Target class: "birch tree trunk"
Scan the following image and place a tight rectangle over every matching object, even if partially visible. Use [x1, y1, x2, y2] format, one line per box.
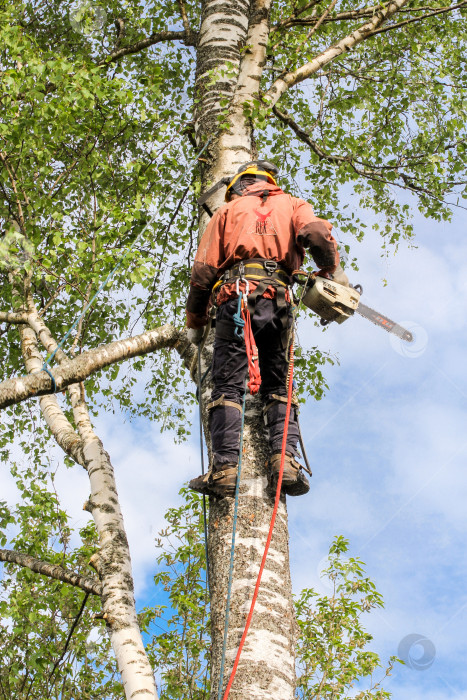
[15, 292, 159, 700]
[194, 2, 296, 697]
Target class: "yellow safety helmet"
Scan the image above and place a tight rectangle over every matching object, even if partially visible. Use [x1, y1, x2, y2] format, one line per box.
[225, 160, 279, 201]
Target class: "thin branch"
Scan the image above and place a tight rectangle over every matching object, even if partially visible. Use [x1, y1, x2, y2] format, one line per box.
[0, 549, 102, 595]
[272, 105, 459, 201]
[273, 0, 323, 31]
[48, 592, 90, 683]
[98, 30, 194, 66]
[365, 0, 467, 37]
[176, 0, 193, 38]
[114, 18, 125, 50]
[0, 324, 193, 409]
[0, 150, 26, 232]
[275, 1, 467, 28]
[37, 283, 67, 316]
[46, 133, 92, 198]
[300, 0, 339, 44]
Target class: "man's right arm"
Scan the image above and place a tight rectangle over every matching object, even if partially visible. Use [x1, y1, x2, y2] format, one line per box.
[186, 208, 225, 329]
[292, 199, 339, 273]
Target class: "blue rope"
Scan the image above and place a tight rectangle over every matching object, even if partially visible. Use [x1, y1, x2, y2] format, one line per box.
[42, 364, 57, 393]
[217, 382, 247, 700]
[33, 136, 212, 383]
[232, 293, 245, 339]
[197, 345, 210, 592]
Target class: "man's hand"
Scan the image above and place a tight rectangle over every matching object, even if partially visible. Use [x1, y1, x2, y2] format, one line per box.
[331, 267, 350, 287]
[317, 267, 350, 286]
[187, 327, 206, 345]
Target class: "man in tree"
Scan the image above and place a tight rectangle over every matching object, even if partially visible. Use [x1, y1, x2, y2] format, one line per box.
[186, 160, 344, 498]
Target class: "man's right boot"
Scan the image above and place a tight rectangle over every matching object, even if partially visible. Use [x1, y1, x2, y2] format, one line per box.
[267, 453, 310, 496]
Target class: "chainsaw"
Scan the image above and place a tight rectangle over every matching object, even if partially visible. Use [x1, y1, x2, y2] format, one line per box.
[296, 273, 413, 343]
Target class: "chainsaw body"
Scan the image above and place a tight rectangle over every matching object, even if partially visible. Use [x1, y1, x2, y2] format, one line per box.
[301, 276, 360, 324]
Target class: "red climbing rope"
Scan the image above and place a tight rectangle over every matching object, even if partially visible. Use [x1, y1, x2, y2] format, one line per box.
[240, 300, 261, 395]
[221, 339, 295, 700]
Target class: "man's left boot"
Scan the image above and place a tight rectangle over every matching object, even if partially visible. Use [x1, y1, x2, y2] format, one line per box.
[189, 463, 238, 498]
[188, 471, 211, 496]
[267, 453, 310, 496]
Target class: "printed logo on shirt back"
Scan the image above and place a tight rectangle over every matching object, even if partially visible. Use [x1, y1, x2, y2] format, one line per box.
[250, 208, 278, 236]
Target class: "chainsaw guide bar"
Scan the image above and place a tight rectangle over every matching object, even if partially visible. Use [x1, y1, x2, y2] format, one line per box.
[355, 303, 413, 342]
[299, 274, 414, 343]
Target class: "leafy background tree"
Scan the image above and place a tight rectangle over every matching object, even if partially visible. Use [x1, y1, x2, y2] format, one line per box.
[0, 0, 466, 698]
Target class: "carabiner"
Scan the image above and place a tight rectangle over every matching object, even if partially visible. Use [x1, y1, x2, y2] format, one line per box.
[242, 278, 250, 302]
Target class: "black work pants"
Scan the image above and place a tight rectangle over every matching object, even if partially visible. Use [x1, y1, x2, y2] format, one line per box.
[209, 296, 299, 468]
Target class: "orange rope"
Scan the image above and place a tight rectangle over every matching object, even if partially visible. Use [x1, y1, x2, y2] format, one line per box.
[240, 300, 261, 395]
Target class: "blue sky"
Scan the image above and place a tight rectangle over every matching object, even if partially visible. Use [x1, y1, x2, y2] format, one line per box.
[1, 200, 465, 698]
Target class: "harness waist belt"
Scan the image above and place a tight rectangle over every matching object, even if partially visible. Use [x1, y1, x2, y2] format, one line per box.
[221, 259, 292, 286]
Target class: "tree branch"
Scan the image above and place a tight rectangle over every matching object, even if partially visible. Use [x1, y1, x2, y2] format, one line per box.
[114, 18, 125, 50]
[300, 0, 339, 44]
[264, 0, 410, 107]
[176, 0, 195, 40]
[273, 0, 324, 31]
[274, 2, 466, 28]
[272, 105, 448, 199]
[0, 150, 26, 232]
[98, 30, 195, 66]
[0, 311, 29, 324]
[0, 549, 102, 596]
[0, 324, 192, 410]
[48, 592, 90, 683]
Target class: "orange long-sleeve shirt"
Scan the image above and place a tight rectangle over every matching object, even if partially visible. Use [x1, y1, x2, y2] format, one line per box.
[186, 182, 339, 328]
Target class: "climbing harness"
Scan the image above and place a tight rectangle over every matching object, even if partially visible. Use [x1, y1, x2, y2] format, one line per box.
[28, 136, 213, 390]
[212, 259, 290, 295]
[213, 259, 292, 350]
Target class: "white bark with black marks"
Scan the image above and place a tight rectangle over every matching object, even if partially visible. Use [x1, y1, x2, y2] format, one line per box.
[206, 397, 296, 700]
[0, 549, 102, 596]
[0, 323, 188, 409]
[82, 436, 158, 700]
